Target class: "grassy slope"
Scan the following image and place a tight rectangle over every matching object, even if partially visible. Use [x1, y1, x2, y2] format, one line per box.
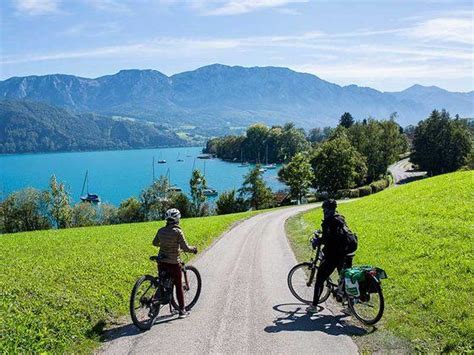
[0, 210, 261, 353]
[286, 171, 473, 352]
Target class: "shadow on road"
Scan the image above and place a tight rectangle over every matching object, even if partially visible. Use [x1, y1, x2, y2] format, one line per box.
[101, 313, 178, 343]
[397, 175, 426, 185]
[264, 303, 368, 337]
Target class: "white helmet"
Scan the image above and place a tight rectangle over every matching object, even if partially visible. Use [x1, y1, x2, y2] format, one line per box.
[165, 208, 181, 223]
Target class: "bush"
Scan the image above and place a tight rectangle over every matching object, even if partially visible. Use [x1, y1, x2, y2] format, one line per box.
[216, 190, 247, 215]
[385, 173, 394, 186]
[71, 203, 98, 227]
[336, 189, 351, 199]
[349, 189, 360, 198]
[370, 179, 389, 193]
[99, 204, 119, 225]
[117, 197, 144, 223]
[1, 188, 51, 233]
[358, 186, 372, 196]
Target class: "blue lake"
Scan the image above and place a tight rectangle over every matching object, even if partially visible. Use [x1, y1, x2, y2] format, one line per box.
[0, 147, 285, 205]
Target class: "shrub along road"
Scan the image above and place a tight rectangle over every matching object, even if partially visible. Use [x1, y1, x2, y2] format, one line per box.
[101, 204, 360, 354]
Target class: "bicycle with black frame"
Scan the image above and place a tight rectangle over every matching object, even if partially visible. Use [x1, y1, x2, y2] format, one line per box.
[130, 252, 202, 330]
[287, 230, 386, 325]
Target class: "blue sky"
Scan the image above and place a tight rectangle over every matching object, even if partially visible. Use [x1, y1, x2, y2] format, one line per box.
[1, 0, 473, 91]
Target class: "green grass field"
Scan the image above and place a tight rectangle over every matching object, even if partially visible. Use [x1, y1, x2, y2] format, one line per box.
[286, 171, 474, 352]
[0, 210, 261, 353]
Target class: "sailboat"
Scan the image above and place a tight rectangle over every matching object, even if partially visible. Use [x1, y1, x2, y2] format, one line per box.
[238, 149, 249, 167]
[80, 170, 101, 204]
[177, 153, 184, 162]
[166, 168, 183, 193]
[257, 152, 267, 173]
[157, 153, 166, 164]
[202, 161, 218, 197]
[263, 145, 277, 169]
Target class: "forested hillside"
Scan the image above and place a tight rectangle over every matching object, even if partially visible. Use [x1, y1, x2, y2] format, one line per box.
[0, 100, 186, 154]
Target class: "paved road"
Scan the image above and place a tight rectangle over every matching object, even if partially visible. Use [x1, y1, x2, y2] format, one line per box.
[388, 158, 426, 185]
[101, 205, 361, 354]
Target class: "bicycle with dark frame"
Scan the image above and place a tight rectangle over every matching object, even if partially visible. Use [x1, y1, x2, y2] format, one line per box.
[130, 252, 201, 330]
[288, 230, 386, 325]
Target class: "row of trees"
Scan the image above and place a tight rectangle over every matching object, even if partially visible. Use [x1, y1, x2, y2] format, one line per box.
[275, 110, 471, 201]
[411, 110, 472, 175]
[0, 164, 277, 233]
[2, 110, 471, 233]
[205, 122, 310, 163]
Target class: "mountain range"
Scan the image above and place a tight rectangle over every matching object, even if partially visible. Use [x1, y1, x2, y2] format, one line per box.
[1, 64, 472, 130]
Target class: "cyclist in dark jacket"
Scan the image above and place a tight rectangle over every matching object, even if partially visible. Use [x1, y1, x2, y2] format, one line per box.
[307, 199, 357, 313]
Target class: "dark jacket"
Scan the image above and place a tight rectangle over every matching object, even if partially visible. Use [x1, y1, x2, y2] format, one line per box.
[320, 213, 356, 258]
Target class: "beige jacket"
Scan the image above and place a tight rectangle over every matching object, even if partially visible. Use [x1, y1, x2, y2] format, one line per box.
[152, 223, 194, 264]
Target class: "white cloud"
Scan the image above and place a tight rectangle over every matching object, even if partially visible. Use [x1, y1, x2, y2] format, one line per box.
[13, 0, 60, 15]
[405, 15, 474, 45]
[3, 31, 472, 64]
[202, 0, 308, 16]
[62, 22, 120, 37]
[84, 0, 130, 13]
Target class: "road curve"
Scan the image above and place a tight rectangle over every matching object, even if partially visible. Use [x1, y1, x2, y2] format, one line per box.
[100, 205, 360, 354]
[388, 158, 426, 185]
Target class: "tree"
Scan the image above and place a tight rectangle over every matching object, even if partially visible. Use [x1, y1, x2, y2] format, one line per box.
[279, 123, 310, 161]
[216, 190, 247, 215]
[140, 176, 172, 221]
[190, 169, 207, 216]
[117, 197, 144, 223]
[243, 123, 270, 162]
[411, 110, 472, 175]
[348, 119, 407, 182]
[339, 112, 354, 128]
[311, 133, 367, 196]
[1, 188, 51, 233]
[169, 192, 192, 218]
[239, 166, 274, 210]
[46, 175, 72, 229]
[278, 153, 313, 204]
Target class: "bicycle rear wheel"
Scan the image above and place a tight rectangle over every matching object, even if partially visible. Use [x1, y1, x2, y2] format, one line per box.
[171, 265, 202, 311]
[287, 262, 331, 304]
[130, 275, 160, 330]
[348, 274, 384, 325]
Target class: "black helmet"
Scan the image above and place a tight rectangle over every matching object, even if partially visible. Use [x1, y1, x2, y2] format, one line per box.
[322, 199, 337, 211]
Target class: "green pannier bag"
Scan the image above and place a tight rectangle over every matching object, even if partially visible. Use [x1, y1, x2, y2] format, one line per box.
[343, 266, 388, 296]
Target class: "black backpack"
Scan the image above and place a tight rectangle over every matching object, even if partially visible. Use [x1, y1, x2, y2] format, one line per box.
[334, 215, 358, 254]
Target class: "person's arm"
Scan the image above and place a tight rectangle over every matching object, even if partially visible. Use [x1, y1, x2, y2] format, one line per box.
[320, 220, 330, 245]
[152, 230, 160, 247]
[177, 229, 197, 253]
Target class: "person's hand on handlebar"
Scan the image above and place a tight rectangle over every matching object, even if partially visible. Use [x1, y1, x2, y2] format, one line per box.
[311, 236, 321, 250]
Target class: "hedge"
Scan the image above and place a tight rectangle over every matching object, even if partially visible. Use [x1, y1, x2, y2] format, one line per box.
[370, 178, 389, 193]
[358, 185, 372, 196]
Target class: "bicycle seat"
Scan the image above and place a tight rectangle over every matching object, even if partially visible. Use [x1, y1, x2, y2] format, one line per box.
[149, 255, 166, 262]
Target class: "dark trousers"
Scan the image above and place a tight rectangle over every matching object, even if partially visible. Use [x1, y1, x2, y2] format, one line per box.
[158, 262, 185, 310]
[312, 255, 353, 306]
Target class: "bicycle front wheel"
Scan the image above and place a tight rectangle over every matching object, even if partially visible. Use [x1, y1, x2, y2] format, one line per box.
[287, 262, 331, 304]
[348, 274, 384, 325]
[171, 265, 202, 311]
[130, 275, 160, 330]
